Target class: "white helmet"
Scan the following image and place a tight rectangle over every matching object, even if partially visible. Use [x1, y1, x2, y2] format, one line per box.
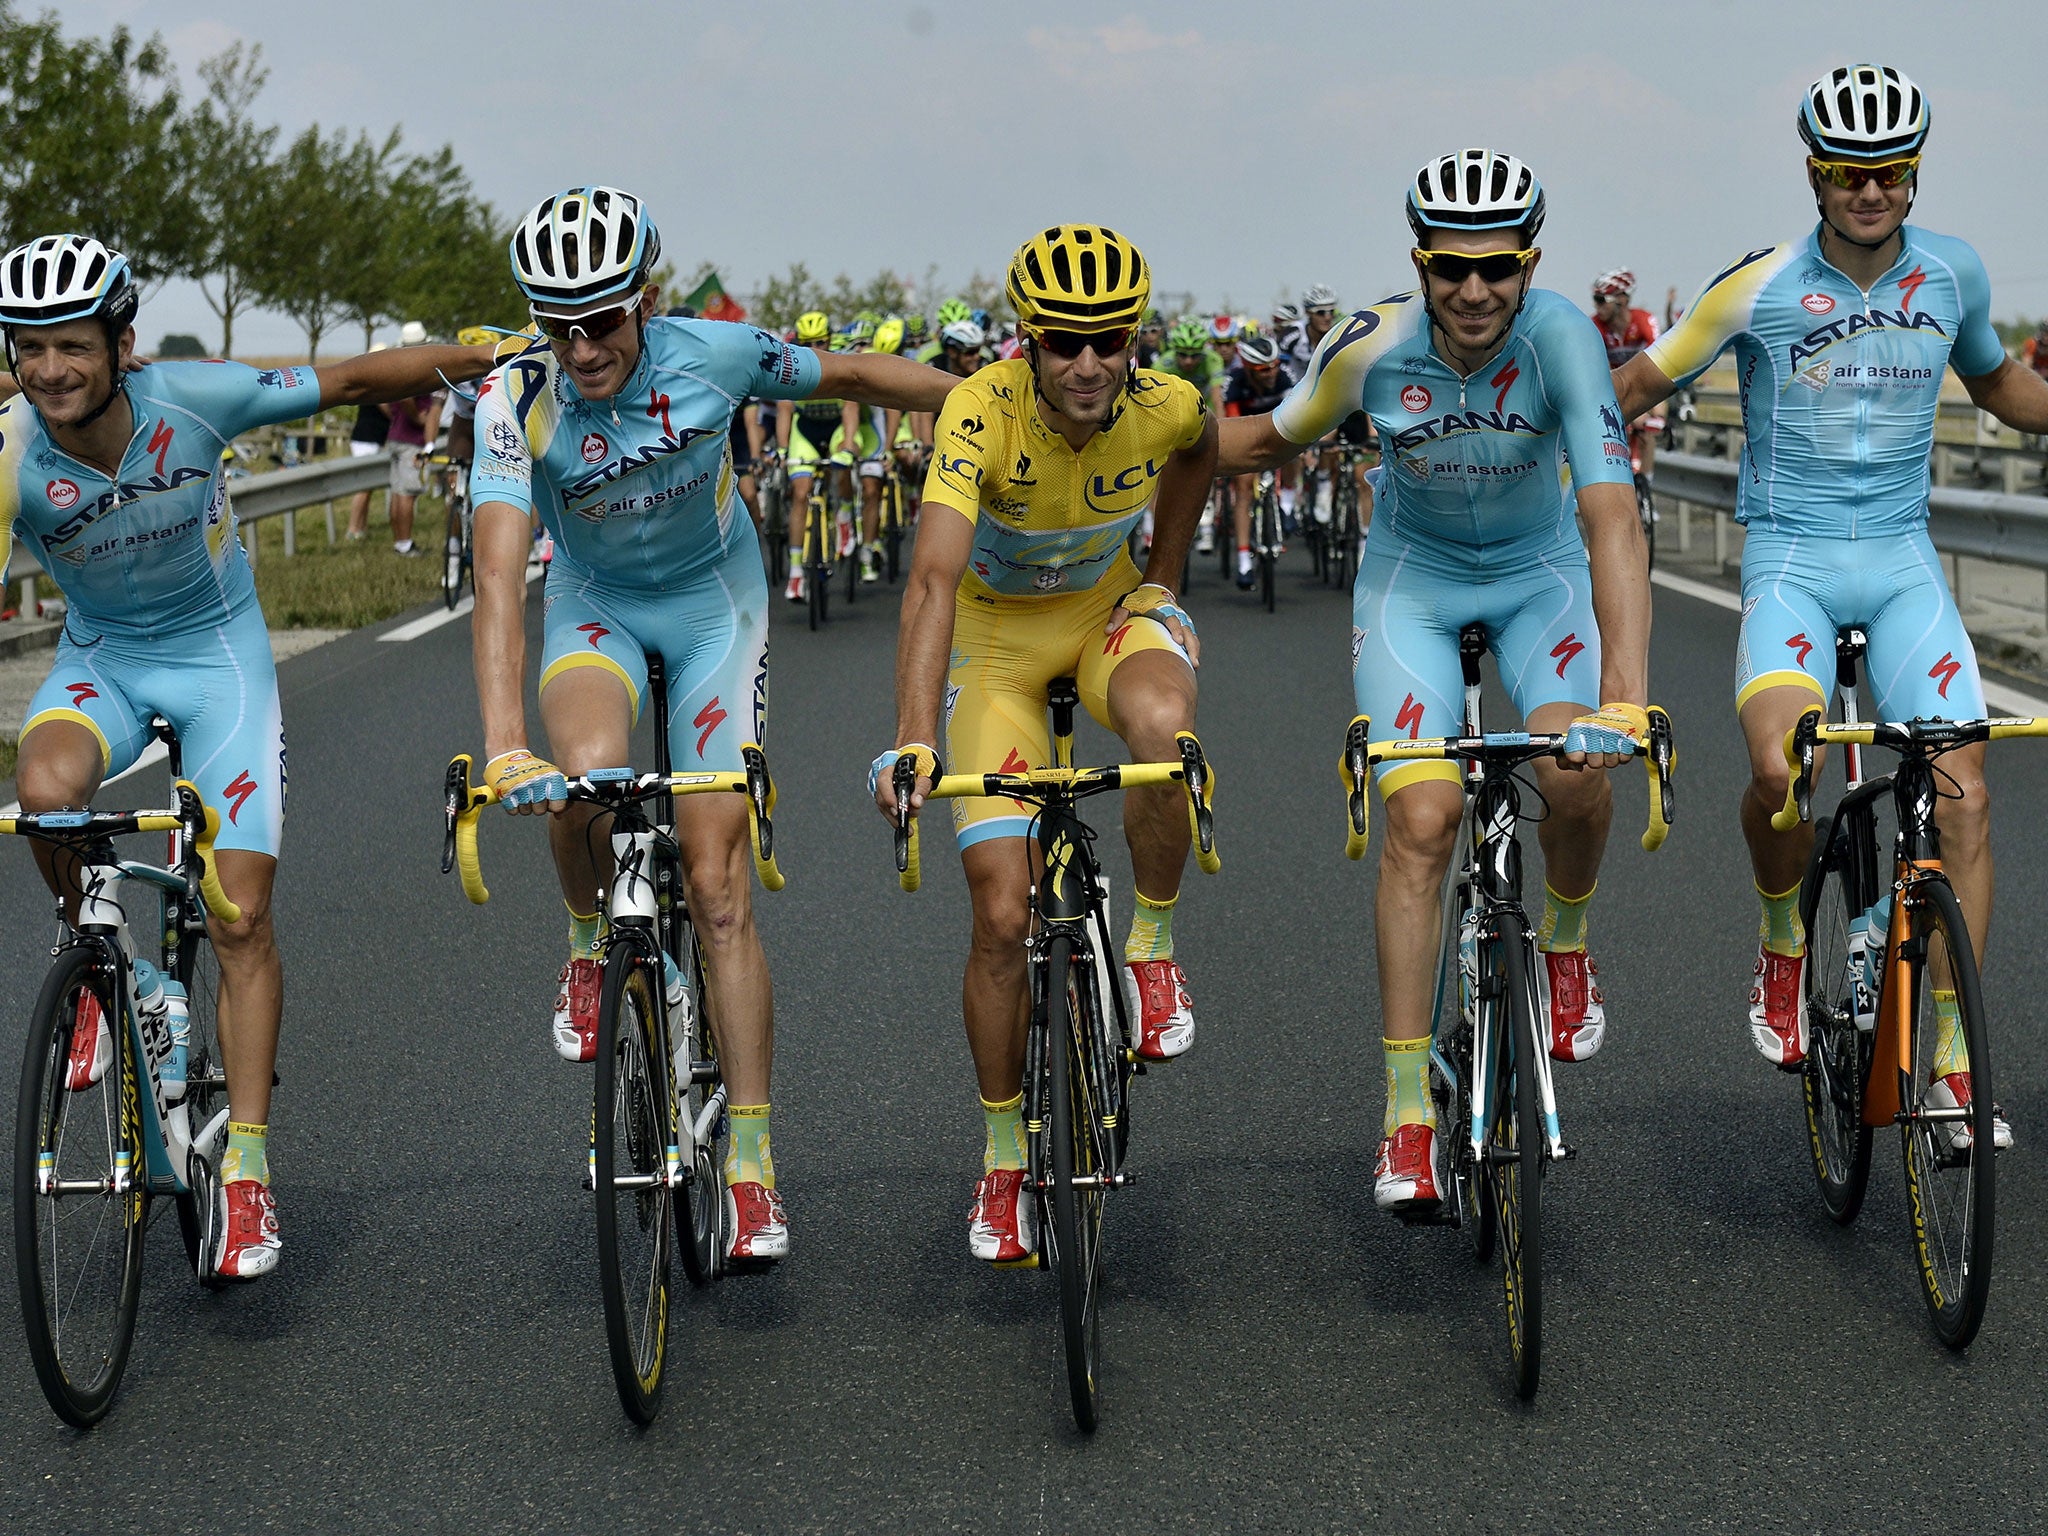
[509, 186, 662, 313]
[399, 320, 428, 345]
[941, 319, 985, 350]
[1798, 65, 1928, 159]
[0, 234, 138, 332]
[1302, 283, 1339, 309]
[1407, 149, 1546, 241]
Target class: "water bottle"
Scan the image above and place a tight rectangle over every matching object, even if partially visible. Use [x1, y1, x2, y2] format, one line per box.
[1846, 915, 1877, 1032]
[160, 979, 190, 1102]
[1457, 910, 1479, 1023]
[132, 958, 174, 1087]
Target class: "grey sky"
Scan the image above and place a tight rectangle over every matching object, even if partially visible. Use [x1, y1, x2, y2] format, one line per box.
[64, 0, 2048, 355]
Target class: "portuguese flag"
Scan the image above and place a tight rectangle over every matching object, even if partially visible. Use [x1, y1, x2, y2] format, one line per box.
[682, 270, 746, 323]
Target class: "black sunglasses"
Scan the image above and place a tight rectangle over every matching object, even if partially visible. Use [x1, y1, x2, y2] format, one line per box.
[1029, 325, 1135, 359]
[1413, 248, 1538, 285]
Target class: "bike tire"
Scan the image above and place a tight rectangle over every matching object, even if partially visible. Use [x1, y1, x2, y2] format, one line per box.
[1636, 477, 1656, 574]
[1259, 493, 1277, 613]
[1493, 922, 1544, 1399]
[441, 500, 465, 610]
[1045, 934, 1105, 1432]
[1900, 877, 1995, 1349]
[671, 924, 724, 1287]
[171, 926, 227, 1281]
[593, 946, 674, 1424]
[884, 481, 904, 584]
[15, 943, 146, 1427]
[806, 494, 828, 632]
[1798, 814, 1875, 1224]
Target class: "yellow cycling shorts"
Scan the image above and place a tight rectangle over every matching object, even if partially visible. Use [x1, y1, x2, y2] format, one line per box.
[944, 554, 1192, 850]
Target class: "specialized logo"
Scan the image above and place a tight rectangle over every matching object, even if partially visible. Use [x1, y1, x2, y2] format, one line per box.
[1400, 384, 1431, 413]
[1800, 293, 1836, 315]
[1104, 621, 1133, 656]
[222, 770, 259, 825]
[1395, 693, 1426, 739]
[1013, 452, 1032, 482]
[577, 621, 609, 648]
[646, 389, 673, 439]
[1898, 264, 1929, 310]
[1786, 632, 1814, 667]
[1046, 829, 1077, 906]
[47, 478, 79, 509]
[1550, 633, 1585, 679]
[581, 432, 607, 463]
[999, 748, 1031, 774]
[147, 420, 175, 477]
[1929, 651, 1961, 699]
[1490, 359, 1519, 416]
[65, 681, 99, 706]
[693, 696, 727, 757]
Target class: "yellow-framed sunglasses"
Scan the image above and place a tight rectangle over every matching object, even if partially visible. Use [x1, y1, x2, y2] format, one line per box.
[1412, 247, 1539, 285]
[1808, 155, 1920, 190]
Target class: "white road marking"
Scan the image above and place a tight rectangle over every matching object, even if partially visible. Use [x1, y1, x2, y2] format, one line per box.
[378, 564, 543, 644]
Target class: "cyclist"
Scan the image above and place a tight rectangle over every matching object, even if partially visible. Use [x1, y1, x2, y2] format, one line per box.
[1613, 68, 2048, 1109]
[0, 233, 496, 1279]
[1271, 300, 1305, 360]
[1222, 330, 1300, 587]
[777, 309, 864, 601]
[1589, 269, 1662, 488]
[919, 298, 973, 366]
[871, 224, 1218, 1265]
[907, 319, 987, 461]
[1153, 319, 1228, 554]
[468, 187, 953, 1262]
[1221, 151, 1650, 1215]
[1209, 313, 1242, 374]
[1135, 307, 1166, 368]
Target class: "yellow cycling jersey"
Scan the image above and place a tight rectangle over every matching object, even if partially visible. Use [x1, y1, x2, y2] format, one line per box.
[921, 358, 1207, 600]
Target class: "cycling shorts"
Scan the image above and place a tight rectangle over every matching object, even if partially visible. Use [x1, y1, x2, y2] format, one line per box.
[537, 535, 770, 774]
[22, 603, 286, 857]
[728, 412, 755, 472]
[1736, 528, 1983, 721]
[945, 553, 1191, 850]
[788, 413, 882, 477]
[1352, 529, 1601, 798]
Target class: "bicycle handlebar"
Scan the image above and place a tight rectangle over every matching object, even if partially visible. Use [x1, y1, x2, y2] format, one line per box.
[890, 732, 1221, 894]
[1340, 707, 1676, 856]
[442, 746, 786, 906]
[1770, 706, 2048, 831]
[0, 778, 242, 924]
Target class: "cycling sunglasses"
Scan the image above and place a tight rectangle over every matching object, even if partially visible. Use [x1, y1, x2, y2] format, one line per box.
[1028, 325, 1135, 359]
[531, 293, 643, 343]
[1808, 155, 1919, 190]
[1412, 248, 1539, 285]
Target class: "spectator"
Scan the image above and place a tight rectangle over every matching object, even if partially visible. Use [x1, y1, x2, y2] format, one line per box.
[381, 386, 443, 556]
[343, 342, 392, 541]
[2024, 319, 2048, 383]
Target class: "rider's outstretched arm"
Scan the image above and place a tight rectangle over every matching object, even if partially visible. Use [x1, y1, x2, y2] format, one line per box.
[813, 349, 958, 416]
[314, 342, 496, 410]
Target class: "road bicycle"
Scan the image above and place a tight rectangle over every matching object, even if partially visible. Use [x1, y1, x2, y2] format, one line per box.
[431, 454, 474, 610]
[757, 454, 789, 587]
[792, 465, 843, 632]
[7, 726, 243, 1426]
[880, 449, 922, 584]
[887, 681, 1220, 1431]
[1777, 627, 2041, 1348]
[1248, 470, 1283, 613]
[1322, 444, 1374, 592]
[1340, 624, 1674, 1398]
[443, 655, 784, 1422]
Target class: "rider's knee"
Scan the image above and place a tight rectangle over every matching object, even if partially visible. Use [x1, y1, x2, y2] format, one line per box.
[15, 751, 98, 813]
[1383, 783, 1461, 864]
[680, 842, 750, 938]
[1537, 759, 1613, 822]
[968, 881, 1032, 956]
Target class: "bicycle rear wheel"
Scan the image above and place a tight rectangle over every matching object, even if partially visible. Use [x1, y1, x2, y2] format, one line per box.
[441, 500, 466, 609]
[884, 478, 904, 583]
[1635, 475, 1656, 574]
[171, 925, 228, 1281]
[14, 944, 146, 1427]
[1491, 921, 1543, 1399]
[1799, 814, 1874, 1223]
[1259, 492, 1277, 612]
[1045, 935, 1106, 1432]
[1900, 877, 1995, 1349]
[593, 945, 674, 1423]
[670, 923, 724, 1286]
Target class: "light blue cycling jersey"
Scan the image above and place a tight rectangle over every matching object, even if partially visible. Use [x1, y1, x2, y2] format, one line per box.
[1646, 224, 2006, 537]
[0, 361, 319, 638]
[469, 318, 821, 588]
[1274, 287, 1634, 566]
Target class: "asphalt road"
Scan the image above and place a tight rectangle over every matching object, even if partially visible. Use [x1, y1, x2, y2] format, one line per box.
[4, 540, 2048, 1534]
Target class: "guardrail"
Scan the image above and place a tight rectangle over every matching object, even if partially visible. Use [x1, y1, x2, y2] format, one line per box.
[5, 448, 398, 613]
[1652, 451, 2048, 571]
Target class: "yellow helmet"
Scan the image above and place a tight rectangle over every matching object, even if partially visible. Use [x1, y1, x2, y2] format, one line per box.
[457, 325, 496, 347]
[1006, 224, 1150, 332]
[873, 318, 904, 355]
[794, 310, 830, 344]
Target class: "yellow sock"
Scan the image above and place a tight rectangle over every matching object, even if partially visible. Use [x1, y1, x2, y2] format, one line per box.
[724, 1105, 774, 1188]
[567, 902, 605, 960]
[982, 1093, 1027, 1172]
[222, 1121, 269, 1186]
[1125, 889, 1176, 962]
[1932, 990, 1969, 1078]
[1537, 882, 1593, 953]
[1383, 1037, 1436, 1136]
[1757, 881, 1805, 957]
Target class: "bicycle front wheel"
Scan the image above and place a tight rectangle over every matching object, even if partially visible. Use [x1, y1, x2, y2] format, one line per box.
[1900, 877, 1995, 1349]
[14, 944, 147, 1427]
[1491, 923, 1544, 1399]
[1799, 814, 1874, 1223]
[1045, 935, 1106, 1432]
[593, 945, 675, 1423]
[805, 494, 828, 631]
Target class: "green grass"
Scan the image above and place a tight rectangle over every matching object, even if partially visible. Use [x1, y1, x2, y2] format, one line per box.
[0, 735, 15, 783]
[247, 489, 448, 629]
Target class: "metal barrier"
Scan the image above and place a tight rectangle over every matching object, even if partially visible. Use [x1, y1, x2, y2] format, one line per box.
[5, 447, 396, 614]
[1653, 450, 2048, 570]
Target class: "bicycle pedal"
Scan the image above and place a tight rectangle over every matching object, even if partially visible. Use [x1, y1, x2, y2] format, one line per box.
[1556, 1143, 1578, 1161]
